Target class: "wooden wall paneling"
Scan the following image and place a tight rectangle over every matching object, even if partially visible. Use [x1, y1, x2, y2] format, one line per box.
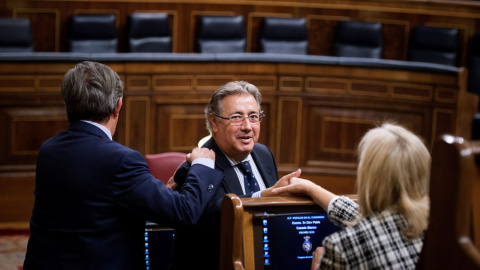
[37, 75, 63, 92]
[279, 76, 303, 91]
[365, 18, 409, 60]
[169, 113, 208, 151]
[189, 10, 236, 53]
[434, 87, 457, 103]
[304, 103, 372, 174]
[125, 96, 150, 155]
[320, 116, 372, 155]
[10, 114, 66, 156]
[115, 73, 134, 147]
[349, 79, 391, 97]
[0, 76, 36, 91]
[303, 97, 427, 175]
[306, 15, 350, 56]
[237, 75, 277, 92]
[152, 75, 195, 91]
[153, 99, 211, 154]
[247, 12, 293, 53]
[0, 62, 74, 76]
[303, 173, 357, 195]
[258, 95, 277, 155]
[305, 77, 348, 94]
[133, 10, 178, 52]
[195, 75, 237, 91]
[0, 175, 35, 222]
[392, 83, 433, 101]
[126, 75, 151, 91]
[115, 102, 127, 147]
[276, 97, 302, 167]
[0, 107, 68, 172]
[13, 8, 60, 52]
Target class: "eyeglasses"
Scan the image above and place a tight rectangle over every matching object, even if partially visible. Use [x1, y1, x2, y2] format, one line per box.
[213, 112, 265, 125]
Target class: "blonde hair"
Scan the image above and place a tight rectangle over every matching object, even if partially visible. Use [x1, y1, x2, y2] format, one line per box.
[357, 123, 431, 238]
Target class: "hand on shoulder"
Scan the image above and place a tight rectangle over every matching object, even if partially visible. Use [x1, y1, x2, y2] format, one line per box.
[187, 147, 215, 163]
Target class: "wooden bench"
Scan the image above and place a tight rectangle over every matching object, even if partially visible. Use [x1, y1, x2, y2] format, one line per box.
[416, 134, 480, 269]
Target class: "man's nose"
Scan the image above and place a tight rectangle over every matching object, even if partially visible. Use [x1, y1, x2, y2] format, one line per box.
[240, 117, 252, 130]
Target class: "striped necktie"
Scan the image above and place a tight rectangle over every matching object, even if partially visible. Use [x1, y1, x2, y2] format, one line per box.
[236, 161, 260, 194]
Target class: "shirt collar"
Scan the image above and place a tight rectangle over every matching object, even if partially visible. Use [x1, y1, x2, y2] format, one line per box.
[225, 153, 253, 166]
[80, 120, 112, 140]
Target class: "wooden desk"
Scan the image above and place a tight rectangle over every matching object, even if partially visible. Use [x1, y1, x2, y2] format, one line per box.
[220, 193, 357, 270]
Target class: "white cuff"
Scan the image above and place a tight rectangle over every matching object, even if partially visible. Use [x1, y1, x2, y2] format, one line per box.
[251, 191, 262, 198]
[191, 158, 215, 169]
[327, 196, 341, 213]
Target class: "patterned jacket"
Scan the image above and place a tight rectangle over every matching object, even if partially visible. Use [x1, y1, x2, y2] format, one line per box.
[318, 196, 424, 270]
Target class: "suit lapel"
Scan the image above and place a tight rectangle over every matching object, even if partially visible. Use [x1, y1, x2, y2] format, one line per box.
[207, 138, 245, 195]
[251, 147, 277, 188]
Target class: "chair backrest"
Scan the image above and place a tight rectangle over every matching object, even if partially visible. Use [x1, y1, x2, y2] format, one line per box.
[468, 31, 480, 96]
[260, 17, 308, 55]
[415, 135, 480, 269]
[69, 14, 118, 53]
[197, 15, 246, 53]
[145, 152, 187, 184]
[0, 18, 34, 52]
[334, 20, 383, 58]
[408, 25, 459, 66]
[126, 13, 172, 53]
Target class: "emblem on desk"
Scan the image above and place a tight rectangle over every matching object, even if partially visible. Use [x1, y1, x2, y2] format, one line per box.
[303, 236, 312, 253]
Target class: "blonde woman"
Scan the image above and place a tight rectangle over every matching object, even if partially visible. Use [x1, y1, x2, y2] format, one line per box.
[272, 123, 431, 270]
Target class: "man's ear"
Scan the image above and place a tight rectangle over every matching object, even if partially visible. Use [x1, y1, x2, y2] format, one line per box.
[114, 97, 123, 118]
[209, 113, 218, 133]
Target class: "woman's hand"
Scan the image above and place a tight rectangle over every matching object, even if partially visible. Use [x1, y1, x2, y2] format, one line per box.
[311, 246, 325, 270]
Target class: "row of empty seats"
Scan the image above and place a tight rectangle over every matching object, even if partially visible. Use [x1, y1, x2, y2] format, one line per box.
[69, 13, 173, 53]
[0, 14, 460, 67]
[0, 14, 172, 54]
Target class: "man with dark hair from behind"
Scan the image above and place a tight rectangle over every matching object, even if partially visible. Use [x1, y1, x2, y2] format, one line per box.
[23, 61, 223, 270]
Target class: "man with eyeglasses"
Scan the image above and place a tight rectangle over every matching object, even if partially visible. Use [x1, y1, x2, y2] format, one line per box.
[168, 81, 301, 270]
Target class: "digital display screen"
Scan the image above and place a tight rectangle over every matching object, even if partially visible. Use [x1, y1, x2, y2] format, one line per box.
[144, 222, 175, 270]
[253, 211, 340, 270]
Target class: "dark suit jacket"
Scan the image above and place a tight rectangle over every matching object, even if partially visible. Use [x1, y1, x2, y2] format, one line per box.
[170, 137, 278, 269]
[23, 121, 222, 270]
